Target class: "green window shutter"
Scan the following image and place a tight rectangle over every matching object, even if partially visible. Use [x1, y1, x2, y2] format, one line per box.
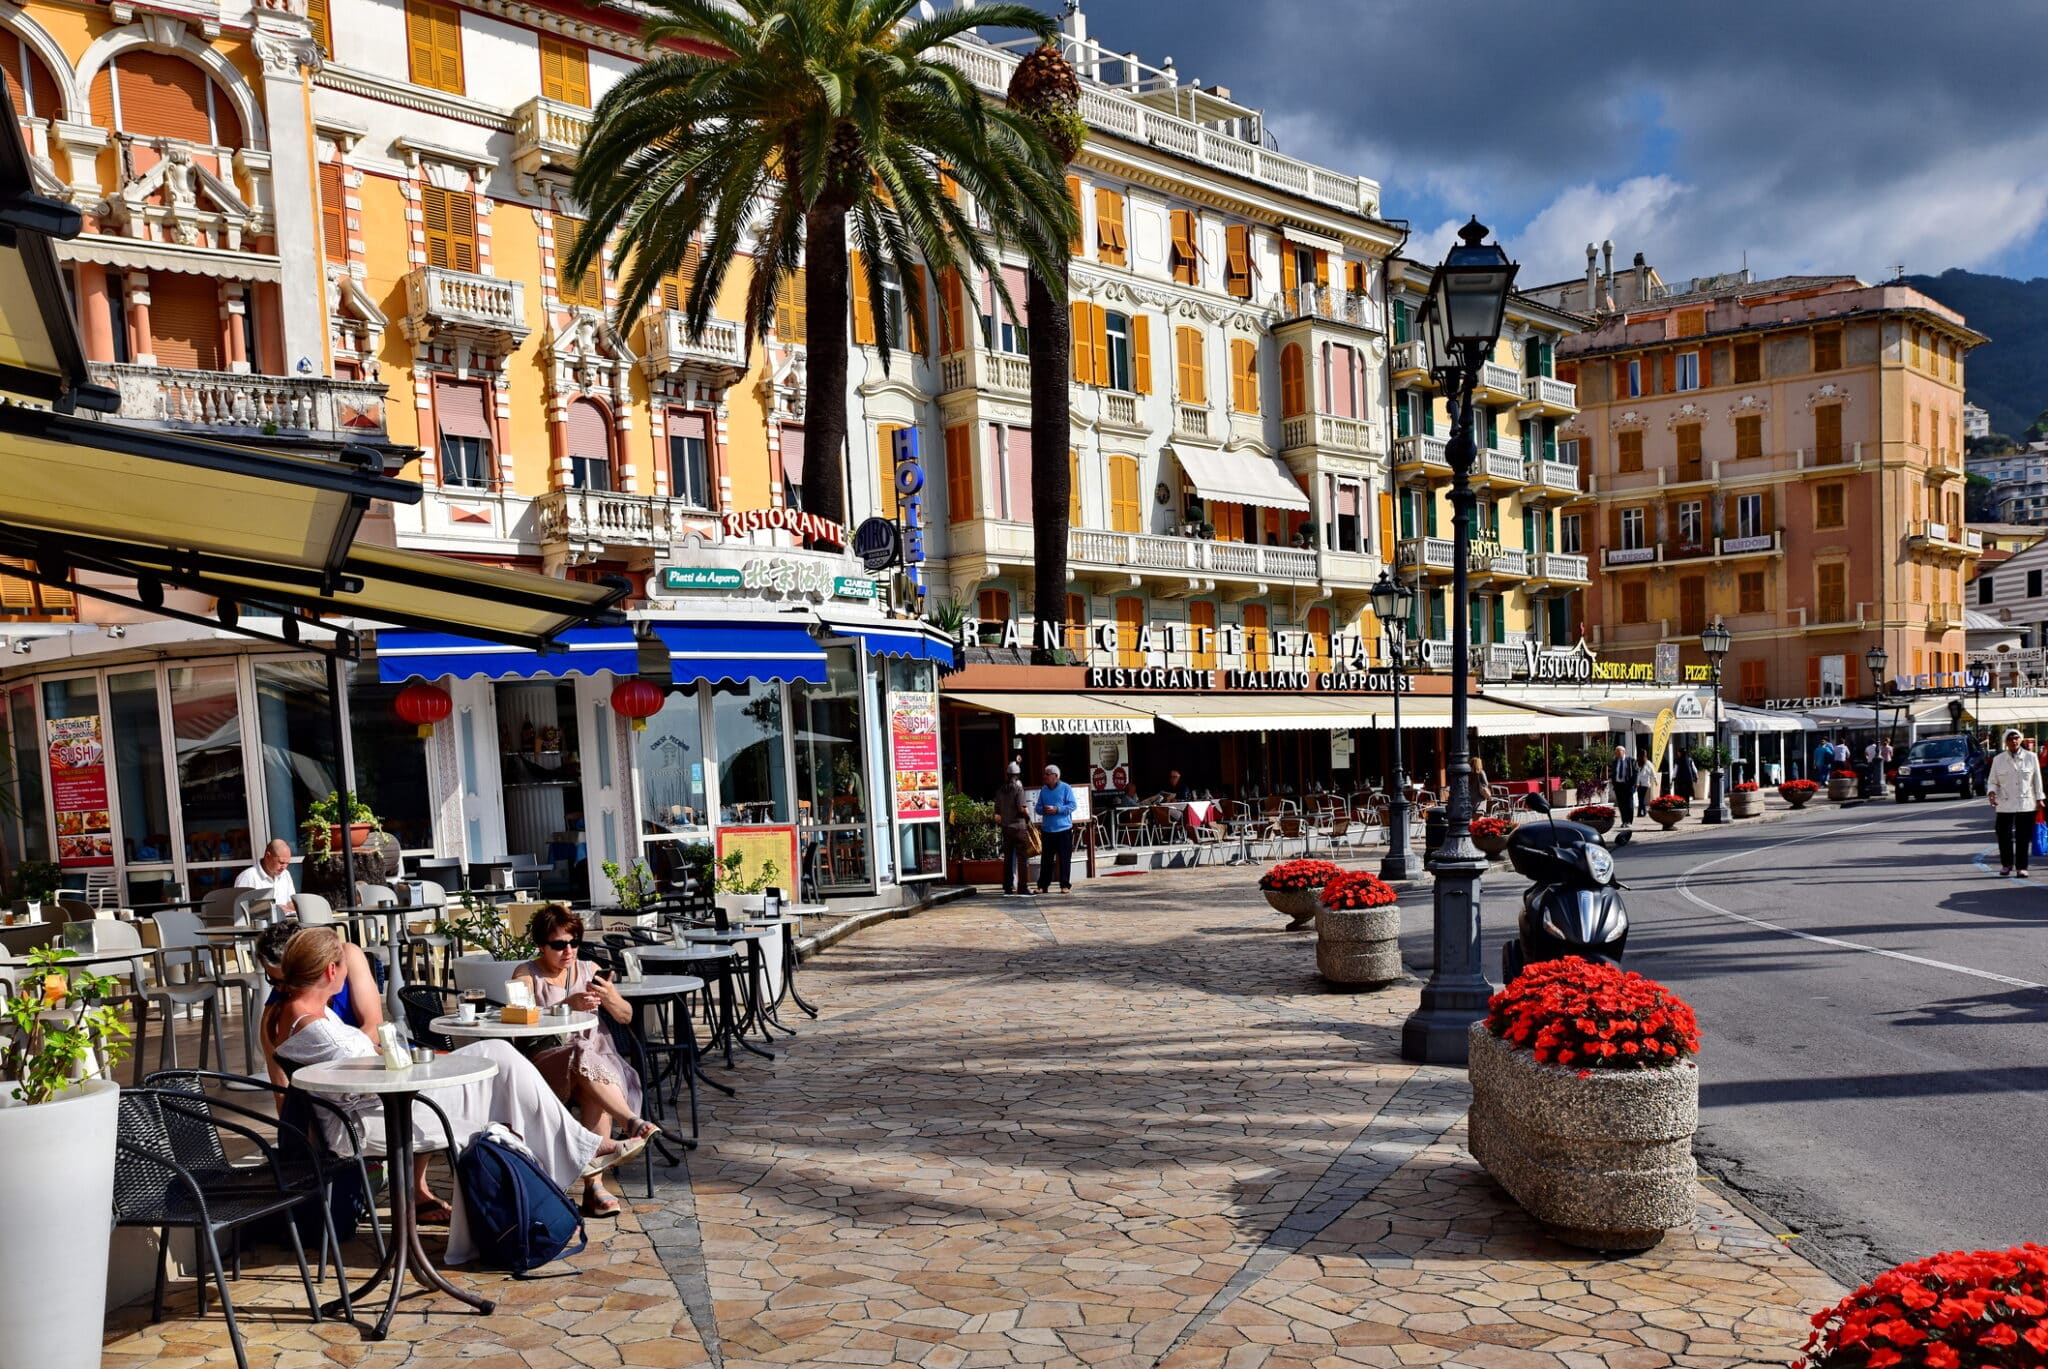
[1545, 428, 1558, 463]
[1428, 590, 1445, 639]
[1468, 596, 1484, 643]
[1544, 510, 1555, 552]
[1399, 493, 1415, 538]
[1393, 299, 1409, 345]
[1396, 398, 1411, 437]
[1523, 515, 1535, 553]
[1422, 401, 1436, 437]
[1492, 597, 1506, 640]
[1485, 410, 1499, 446]
[1548, 598, 1566, 640]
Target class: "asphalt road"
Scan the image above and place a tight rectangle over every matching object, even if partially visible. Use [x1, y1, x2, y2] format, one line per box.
[1396, 796, 2048, 1286]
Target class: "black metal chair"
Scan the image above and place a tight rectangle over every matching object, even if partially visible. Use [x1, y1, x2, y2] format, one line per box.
[114, 1087, 340, 1369]
[399, 983, 460, 1051]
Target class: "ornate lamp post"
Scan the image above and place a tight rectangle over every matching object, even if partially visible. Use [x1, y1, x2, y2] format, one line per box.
[1400, 218, 1517, 1067]
[1370, 571, 1422, 881]
[1866, 643, 1890, 798]
[1699, 617, 1732, 823]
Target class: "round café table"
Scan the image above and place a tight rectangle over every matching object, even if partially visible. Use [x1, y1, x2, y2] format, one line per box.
[682, 928, 783, 1047]
[613, 974, 706, 1138]
[292, 1053, 499, 1339]
[429, 1008, 598, 1042]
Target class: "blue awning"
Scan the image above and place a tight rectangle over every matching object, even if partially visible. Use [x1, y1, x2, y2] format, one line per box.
[375, 627, 641, 683]
[831, 621, 956, 666]
[651, 621, 829, 685]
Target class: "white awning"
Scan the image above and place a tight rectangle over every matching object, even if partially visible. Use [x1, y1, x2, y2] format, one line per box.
[1173, 445, 1310, 513]
[1124, 693, 1378, 733]
[947, 692, 1155, 735]
[1387, 694, 1604, 736]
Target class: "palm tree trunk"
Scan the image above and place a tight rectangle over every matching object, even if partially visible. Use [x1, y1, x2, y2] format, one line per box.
[1027, 260, 1071, 663]
[801, 205, 850, 527]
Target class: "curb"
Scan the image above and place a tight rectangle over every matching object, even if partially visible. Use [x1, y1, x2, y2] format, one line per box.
[794, 883, 976, 958]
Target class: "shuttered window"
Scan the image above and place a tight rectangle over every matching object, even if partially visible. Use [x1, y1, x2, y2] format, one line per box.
[113, 52, 231, 146]
[149, 273, 221, 369]
[566, 398, 612, 491]
[1131, 314, 1151, 394]
[1739, 659, 1766, 704]
[1813, 329, 1842, 372]
[1065, 593, 1088, 654]
[1739, 572, 1766, 615]
[1735, 414, 1762, 460]
[434, 379, 494, 488]
[1067, 448, 1080, 526]
[1115, 598, 1143, 668]
[1065, 174, 1084, 256]
[1280, 344, 1305, 418]
[1108, 454, 1140, 533]
[1224, 225, 1252, 299]
[1241, 605, 1269, 671]
[556, 217, 603, 309]
[1229, 339, 1259, 415]
[850, 251, 875, 346]
[1816, 482, 1845, 528]
[406, 0, 464, 94]
[1094, 188, 1127, 266]
[657, 240, 703, 311]
[1679, 576, 1706, 635]
[1733, 340, 1761, 383]
[779, 425, 806, 498]
[1169, 209, 1199, 286]
[1174, 326, 1205, 405]
[306, 0, 333, 54]
[671, 410, 713, 509]
[319, 161, 347, 262]
[0, 32, 58, 119]
[1621, 582, 1647, 624]
[875, 423, 903, 520]
[1676, 423, 1702, 480]
[1815, 405, 1843, 464]
[1617, 430, 1643, 473]
[1817, 563, 1847, 622]
[936, 268, 965, 354]
[775, 267, 807, 344]
[1188, 601, 1217, 668]
[944, 424, 973, 523]
[539, 35, 589, 106]
[420, 185, 477, 272]
[1068, 302, 1110, 387]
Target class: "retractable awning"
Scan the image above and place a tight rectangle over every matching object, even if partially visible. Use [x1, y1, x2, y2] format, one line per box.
[652, 621, 828, 685]
[945, 692, 1155, 735]
[1386, 694, 1604, 736]
[1125, 692, 1377, 733]
[374, 627, 641, 682]
[818, 617, 957, 666]
[1171, 445, 1311, 513]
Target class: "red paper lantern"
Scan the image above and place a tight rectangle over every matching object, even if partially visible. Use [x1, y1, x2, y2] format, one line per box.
[611, 678, 665, 731]
[394, 681, 452, 738]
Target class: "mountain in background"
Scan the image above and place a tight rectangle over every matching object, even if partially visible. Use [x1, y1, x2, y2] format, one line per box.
[1902, 269, 2048, 437]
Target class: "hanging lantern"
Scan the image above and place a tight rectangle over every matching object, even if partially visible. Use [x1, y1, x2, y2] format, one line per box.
[611, 678, 665, 731]
[394, 681, 452, 738]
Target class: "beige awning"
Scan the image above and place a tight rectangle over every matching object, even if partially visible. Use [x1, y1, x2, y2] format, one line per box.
[1121, 692, 1377, 733]
[946, 692, 1155, 735]
[1173, 445, 1311, 513]
[1384, 694, 1605, 736]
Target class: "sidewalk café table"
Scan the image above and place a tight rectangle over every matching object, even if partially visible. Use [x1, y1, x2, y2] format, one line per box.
[681, 927, 784, 1045]
[292, 1053, 499, 1339]
[633, 941, 752, 1079]
[612, 973, 707, 1134]
[430, 1005, 598, 1042]
[736, 916, 819, 1020]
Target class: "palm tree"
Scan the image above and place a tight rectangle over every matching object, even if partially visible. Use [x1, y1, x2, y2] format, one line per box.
[1007, 44, 1085, 663]
[566, 0, 1075, 528]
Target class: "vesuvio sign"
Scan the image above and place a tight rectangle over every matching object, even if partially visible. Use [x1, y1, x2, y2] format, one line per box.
[722, 507, 845, 547]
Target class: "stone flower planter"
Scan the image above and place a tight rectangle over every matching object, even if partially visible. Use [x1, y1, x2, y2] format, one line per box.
[1569, 811, 1616, 835]
[1471, 828, 1511, 859]
[1314, 905, 1401, 989]
[1781, 790, 1813, 810]
[1263, 888, 1322, 929]
[1649, 808, 1684, 830]
[1827, 774, 1859, 802]
[1728, 789, 1763, 818]
[1467, 1021, 1699, 1252]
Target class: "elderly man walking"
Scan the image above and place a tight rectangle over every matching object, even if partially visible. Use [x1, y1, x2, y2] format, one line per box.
[1034, 764, 1078, 894]
[1609, 744, 1640, 827]
[1987, 728, 2046, 878]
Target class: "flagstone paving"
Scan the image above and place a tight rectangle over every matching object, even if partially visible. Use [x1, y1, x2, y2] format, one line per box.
[103, 868, 1841, 1367]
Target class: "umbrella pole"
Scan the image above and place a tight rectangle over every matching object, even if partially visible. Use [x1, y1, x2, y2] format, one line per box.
[326, 650, 357, 901]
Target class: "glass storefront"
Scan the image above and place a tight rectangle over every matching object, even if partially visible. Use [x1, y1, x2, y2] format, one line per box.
[498, 680, 584, 898]
[170, 663, 253, 889]
[712, 679, 789, 825]
[794, 646, 870, 892]
[109, 670, 173, 900]
[255, 661, 339, 858]
[347, 664, 433, 853]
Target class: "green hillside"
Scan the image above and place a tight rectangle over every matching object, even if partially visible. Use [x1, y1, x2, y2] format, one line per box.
[1902, 268, 2048, 437]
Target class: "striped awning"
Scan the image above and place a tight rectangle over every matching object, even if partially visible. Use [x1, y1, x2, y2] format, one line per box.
[374, 627, 640, 682]
[651, 621, 828, 685]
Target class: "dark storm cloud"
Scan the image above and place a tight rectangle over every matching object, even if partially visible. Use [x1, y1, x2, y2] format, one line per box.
[1017, 1, 2048, 281]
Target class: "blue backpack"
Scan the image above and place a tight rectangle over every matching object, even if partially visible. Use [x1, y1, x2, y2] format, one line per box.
[456, 1126, 586, 1276]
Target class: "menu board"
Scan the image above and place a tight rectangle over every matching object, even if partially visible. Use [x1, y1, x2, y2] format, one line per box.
[47, 715, 113, 868]
[888, 690, 941, 821]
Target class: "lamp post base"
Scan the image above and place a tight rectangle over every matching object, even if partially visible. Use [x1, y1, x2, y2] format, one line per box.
[1380, 804, 1424, 882]
[1400, 849, 1492, 1065]
[1701, 768, 1729, 824]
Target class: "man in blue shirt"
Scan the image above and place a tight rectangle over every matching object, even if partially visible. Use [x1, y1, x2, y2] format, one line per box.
[1035, 764, 1078, 894]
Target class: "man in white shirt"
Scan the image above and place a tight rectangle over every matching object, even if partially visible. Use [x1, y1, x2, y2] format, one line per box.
[234, 838, 298, 913]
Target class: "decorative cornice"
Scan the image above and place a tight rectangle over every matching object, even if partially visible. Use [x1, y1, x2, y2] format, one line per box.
[315, 65, 513, 134]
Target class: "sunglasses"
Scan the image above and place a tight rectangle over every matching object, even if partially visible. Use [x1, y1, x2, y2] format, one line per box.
[542, 938, 581, 952]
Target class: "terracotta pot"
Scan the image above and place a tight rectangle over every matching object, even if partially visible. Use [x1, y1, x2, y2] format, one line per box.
[1729, 790, 1763, 818]
[1314, 904, 1401, 989]
[1263, 888, 1322, 929]
[326, 822, 374, 854]
[1467, 1022, 1699, 1252]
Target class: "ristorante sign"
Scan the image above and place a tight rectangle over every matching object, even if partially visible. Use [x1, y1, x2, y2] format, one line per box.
[1085, 666, 1416, 693]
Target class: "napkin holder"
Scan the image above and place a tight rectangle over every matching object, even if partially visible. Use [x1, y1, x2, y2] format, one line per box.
[376, 1022, 412, 1071]
[500, 978, 540, 1025]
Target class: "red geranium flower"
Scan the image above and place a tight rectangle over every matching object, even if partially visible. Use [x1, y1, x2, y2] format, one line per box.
[1486, 958, 1699, 1072]
[1801, 1244, 2048, 1369]
[1568, 804, 1615, 822]
[1780, 778, 1821, 795]
[1258, 858, 1343, 894]
[1733, 781, 1760, 793]
[1470, 816, 1515, 839]
[1319, 870, 1398, 910]
[1649, 794, 1690, 814]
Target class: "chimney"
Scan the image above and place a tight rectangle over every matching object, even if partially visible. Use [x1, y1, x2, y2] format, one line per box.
[1585, 244, 1598, 310]
[1633, 251, 1648, 302]
[1602, 239, 1614, 293]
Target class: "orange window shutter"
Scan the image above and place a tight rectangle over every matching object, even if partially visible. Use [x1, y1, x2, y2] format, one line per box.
[876, 425, 901, 520]
[539, 36, 589, 106]
[1091, 304, 1110, 386]
[1068, 448, 1080, 526]
[1131, 314, 1152, 394]
[1699, 347, 1713, 388]
[318, 161, 346, 262]
[1661, 352, 1676, 392]
[557, 218, 602, 308]
[118, 53, 214, 144]
[907, 265, 928, 354]
[1314, 250, 1329, 289]
[1070, 301, 1090, 384]
[1225, 226, 1251, 298]
[421, 184, 450, 269]
[1280, 245, 1297, 294]
[945, 424, 973, 522]
[306, 0, 332, 53]
[436, 1, 463, 94]
[1807, 656, 1821, 697]
[849, 251, 875, 346]
[448, 190, 476, 272]
[1065, 175, 1084, 256]
[1377, 490, 1395, 550]
[1281, 345, 1304, 417]
[407, 0, 439, 85]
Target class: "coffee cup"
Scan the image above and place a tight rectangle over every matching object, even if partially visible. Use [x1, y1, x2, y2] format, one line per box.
[457, 1000, 478, 1023]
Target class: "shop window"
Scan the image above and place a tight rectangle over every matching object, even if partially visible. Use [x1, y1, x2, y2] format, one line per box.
[566, 398, 612, 491]
[497, 681, 585, 886]
[169, 664, 252, 870]
[712, 680, 789, 826]
[109, 671, 170, 869]
[435, 379, 494, 488]
[639, 684, 709, 837]
[345, 664, 433, 852]
[669, 411, 713, 510]
[255, 661, 338, 859]
[794, 647, 870, 889]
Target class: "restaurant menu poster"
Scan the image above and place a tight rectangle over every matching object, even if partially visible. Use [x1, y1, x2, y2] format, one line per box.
[888, 690, 941, 821]
[47, 715, 113, 867]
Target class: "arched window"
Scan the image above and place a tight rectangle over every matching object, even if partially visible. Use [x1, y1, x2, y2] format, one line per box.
[90, 52, 243, 150]
[566, 397, 612, 491]
[0, 30, 60, 121]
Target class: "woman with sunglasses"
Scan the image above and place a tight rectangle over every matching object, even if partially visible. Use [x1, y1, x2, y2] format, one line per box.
[511, 905, 654, 1218]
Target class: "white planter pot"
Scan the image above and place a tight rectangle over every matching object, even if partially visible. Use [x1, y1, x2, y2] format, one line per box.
[0, 1078, 118, 1369]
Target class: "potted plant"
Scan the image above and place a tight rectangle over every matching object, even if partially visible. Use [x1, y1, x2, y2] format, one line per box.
[601, 858, 659, 923]
[1470, 815, 1515, 859]
[712, 850, 783, 916]
[1827, 767, 1859, 803]
[943, 787, 1005, 886]
[1468, 957, 1701, 1252]
[10, 859, 62, 921]
[1315, 869, 1402, 990]
[1797, 1244, 2048, 1368]
[303, 790, 382, 861]
[1, 945, 131, 1368]
[1647, 794, 1689, 829]
[1567, 804, 1615, 835]
[1778, 777, 1820, 810]
[1728, 780, 1763, 818]
[1258, 858, 1342, 928]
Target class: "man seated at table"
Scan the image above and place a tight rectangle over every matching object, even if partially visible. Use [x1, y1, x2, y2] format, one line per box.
[1159, 769, 1193, 802]
[235, 838, 299, 914]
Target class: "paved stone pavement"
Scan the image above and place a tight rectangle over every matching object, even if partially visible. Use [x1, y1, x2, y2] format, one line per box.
[104, 868, 1842, 1367]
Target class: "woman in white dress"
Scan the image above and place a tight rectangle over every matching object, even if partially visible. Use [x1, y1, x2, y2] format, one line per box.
[263, 927, 643, 1262]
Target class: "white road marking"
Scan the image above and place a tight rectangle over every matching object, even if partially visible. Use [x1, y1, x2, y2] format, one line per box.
[1673, 814, 2048, 992]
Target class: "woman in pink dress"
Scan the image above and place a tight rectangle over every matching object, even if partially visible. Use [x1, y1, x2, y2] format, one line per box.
[512, 905, 657, 1217]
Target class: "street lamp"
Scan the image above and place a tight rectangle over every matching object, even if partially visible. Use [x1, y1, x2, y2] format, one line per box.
[1370, 571, 1422, 881]
[1866, 643, 1890, 798]
[1400, 217, 1518, 1066]
[1699, 617, 1732, 823]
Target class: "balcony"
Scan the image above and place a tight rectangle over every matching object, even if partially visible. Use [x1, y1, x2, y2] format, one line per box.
[536, 488, 683, 557]
[1419, 639, 1454, 670]
[1280, 411, 1378, 457]
[1393, 433, 1449, 478]
[1928, 601, 1963, 631]
[1473, 545, 1529, 579]
[88, 363, 387, 442]
[404, 266, 529, 352]
[938, 347, 1031, 399]
[1396, 536, 1455, 575]
[1099, 390, 1145, 433]
[1519, 373, 1578, 416]
[1534, 552, 1590, 583]
[640, 310, 748, 383]
[1717, 530, 1784, 558]
[1477, 447, 1526, 487]
[1276, 284, 1376, 330]
[1523, 459, 1583, 500]
[510, 96, 592, 180]
[1908, 521, 1979, 557]
[1604, 543, 1661, 568]
[1174, 402, 1216, 444]
[1390, 339, 1434, 386]
[949, 520, 1319, 593]
[1474, 361, 1523, 405]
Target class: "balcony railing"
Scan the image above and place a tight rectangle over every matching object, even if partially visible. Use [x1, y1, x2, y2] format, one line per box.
[1536, 552, 1589, 582]
[1528, 459, 1581, 494]
[1393, 434, 1449, 469]
[1482, 449, 1525, 483]
[405, 266, 529, 348]
[1281, 411, 1378, 456]
[1396, 536, 1455, 572]
[1476, 361, 1522, 399]
[1278, 284, 1376, 328]
[939, 348, 1031, 397]
[1419, 639, 1454, 670]
[1174, 402, 1214, 442]
[1521, 374, 1578, 411]
[642, 310, 747, 378]
[1908, 520, 1980, 554]
[88, 363, 388, 439]
[1101, 390, 1142, 430]
[1066, 527, 1317, 582]
[536, 488, 680, 549]
[1479, 546, 1529, 576]
[1390, 339, 1433, 377]
[510, 96, 592, 177]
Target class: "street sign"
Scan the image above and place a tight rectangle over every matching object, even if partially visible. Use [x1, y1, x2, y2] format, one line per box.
[851, 517, 901, 572]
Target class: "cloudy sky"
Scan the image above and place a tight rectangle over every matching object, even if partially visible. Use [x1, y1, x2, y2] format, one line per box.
[1013, 0, 2048, 287]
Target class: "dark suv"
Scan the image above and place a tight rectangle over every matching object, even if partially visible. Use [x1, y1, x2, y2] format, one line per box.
[1893, 735, 1988, 801]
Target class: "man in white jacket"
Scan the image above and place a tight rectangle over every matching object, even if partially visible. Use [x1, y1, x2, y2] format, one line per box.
[1986, 728, 2046, 878]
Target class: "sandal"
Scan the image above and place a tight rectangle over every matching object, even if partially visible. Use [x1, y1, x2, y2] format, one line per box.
[628, 1118, 662, 1142]
[415, 1196, 454, 1226]
[581, 1186, 620, 1219]
[579, 1135, 648, 1181]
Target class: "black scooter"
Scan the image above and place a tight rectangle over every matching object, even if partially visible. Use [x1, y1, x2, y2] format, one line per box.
[1499, 797, 1630, 984]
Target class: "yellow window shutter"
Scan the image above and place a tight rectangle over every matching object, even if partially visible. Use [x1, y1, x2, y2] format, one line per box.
[1225, 225, 1251, 298]
[1280, 245, 1297, 294]
[1065, 175, 1085, 256]
[1094, 189, 1127, 264]
[777, 267, 807, 343]
[406, 0, 440, 87]
[1090, 304, 1110, 387]
[556, 217, 602, 308]
[1131, 314, 1152, 395]
[1068, 448, 1080, 526]
[908, 265, 929, 354]
[421, 184, 450, 268]
[876, 424, 901, 519]
[1070, 300, 1091, 384]
[540, 35, 564, 100]
[540, 36, 589, 107]
[307, 0, 332, 53]
[849, 251, 875, 346]
[1314, 250, 1329, 289]
[426, 0, 462, 94]
[0, 558, 32, 608]
[447, 190, 475, 271]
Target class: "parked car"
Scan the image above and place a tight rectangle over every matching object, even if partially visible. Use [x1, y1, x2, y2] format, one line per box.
[1892, 735, 1987, 801]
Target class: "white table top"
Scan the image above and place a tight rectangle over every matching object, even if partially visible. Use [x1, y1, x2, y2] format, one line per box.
[294, 1053, 498, 1095]
[614, 974, 705, 998]
[635, 943, 735, 963]
[682, 928, 774, 944]
[2, 947, 152, 969]
[430, 1009, 599, 1039]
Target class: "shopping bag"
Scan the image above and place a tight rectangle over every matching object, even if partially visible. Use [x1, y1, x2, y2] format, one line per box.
[2032, 820, 2048, 858]
[1024, 823, 1043, 856]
